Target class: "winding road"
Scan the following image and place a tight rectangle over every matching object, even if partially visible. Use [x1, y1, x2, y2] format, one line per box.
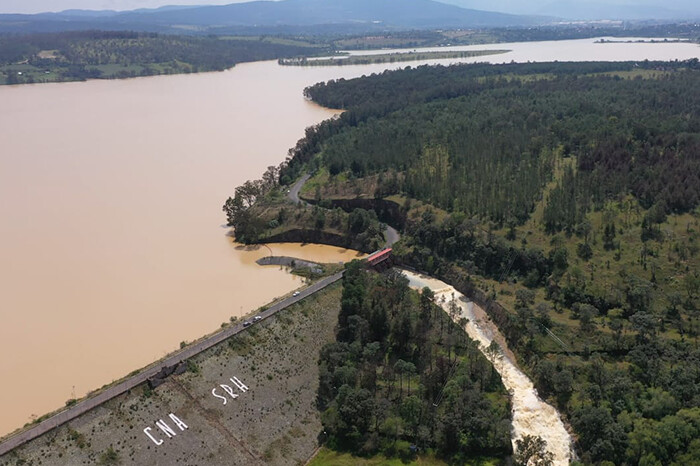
[287, 173, 311, 205]
[287, 173, 400, 248]
[383, 224, 400, 247]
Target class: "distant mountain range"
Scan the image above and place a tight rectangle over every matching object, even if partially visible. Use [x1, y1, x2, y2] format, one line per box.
[538, 2, 689, 21]
[118, 0, 533, 27]
[438, 0, 700, 20]
[0, 0, 543, 34]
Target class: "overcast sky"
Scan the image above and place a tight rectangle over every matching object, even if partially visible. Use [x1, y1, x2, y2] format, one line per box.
[1, 0, 697, 15]
[0, 0, 259, 14]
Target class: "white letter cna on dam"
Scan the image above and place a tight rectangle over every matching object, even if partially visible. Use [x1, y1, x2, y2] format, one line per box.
[142, 376, 248, 446]
[143, 413, 188, 446]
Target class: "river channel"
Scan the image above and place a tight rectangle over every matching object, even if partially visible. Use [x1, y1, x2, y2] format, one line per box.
[1, 37, 698, 437]
[403, 271, 572, 465]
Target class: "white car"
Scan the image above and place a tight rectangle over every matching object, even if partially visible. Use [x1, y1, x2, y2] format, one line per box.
[254, 315, 262, 322]
[292, 291, 300, 297]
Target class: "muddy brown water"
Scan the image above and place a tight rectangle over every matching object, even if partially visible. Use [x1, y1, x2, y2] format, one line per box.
[1, 37, 699, 437]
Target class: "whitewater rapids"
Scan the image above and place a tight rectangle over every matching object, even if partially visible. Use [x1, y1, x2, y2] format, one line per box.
[402, 270, 573, 465]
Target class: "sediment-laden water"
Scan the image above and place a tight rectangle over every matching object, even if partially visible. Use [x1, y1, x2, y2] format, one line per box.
[1, 37, 698, 437]
[402, 270, 573, 465]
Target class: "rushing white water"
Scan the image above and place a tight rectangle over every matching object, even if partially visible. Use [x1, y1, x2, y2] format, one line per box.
[402, 270, 572, 465]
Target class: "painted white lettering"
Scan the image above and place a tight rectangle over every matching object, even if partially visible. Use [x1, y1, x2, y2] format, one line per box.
[155, 419, 177, 438]
[211, 376, 249, 405]
[230, 376, 249, 392]
[169, 413, 188, 431]
[212, 387, 228, 405]
[220, 384, 239, 400]
[143, 427, 163, 446]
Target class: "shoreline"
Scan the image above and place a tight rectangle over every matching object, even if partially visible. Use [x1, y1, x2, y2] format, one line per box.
[0, 62, 239, 88]
[0, 270, 344, 457]
[4, 35, 697, 88]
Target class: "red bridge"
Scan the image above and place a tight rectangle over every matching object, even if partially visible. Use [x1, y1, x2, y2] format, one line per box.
[366, 248, 392, 270]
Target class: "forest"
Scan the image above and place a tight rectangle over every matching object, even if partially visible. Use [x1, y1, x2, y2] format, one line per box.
[476, 23, 700, 45]
[292, 23, 700, 51]
[319, 261, 512, 463]
[248, 60, 700, 465]
[0, 31, 327, 84]
[301, 60, 700, 224]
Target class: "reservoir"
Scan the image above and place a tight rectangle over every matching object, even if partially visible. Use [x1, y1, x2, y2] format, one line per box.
[1, 37, 699, 437]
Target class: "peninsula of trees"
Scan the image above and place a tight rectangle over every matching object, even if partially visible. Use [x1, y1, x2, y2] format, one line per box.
[0, 31, 328, 85]
[278, 49, 510, 67]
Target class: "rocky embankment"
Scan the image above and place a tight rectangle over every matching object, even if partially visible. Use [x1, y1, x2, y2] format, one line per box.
[256, 255, 323, 274]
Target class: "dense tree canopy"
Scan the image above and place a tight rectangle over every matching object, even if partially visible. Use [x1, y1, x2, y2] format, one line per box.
[280, 60, 700, 465]
[319, 263, 511, 462]
[300, 61, 700, 226]
[0, 31, 328, 84]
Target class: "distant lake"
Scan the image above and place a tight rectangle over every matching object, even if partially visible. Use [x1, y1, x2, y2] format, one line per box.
[0, 37, 698, 437]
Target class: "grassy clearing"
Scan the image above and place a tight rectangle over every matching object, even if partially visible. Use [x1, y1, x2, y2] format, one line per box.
[440, 30, 501, 45]
[332, 36, 438, 50]
[0, 63, 56, 84]
[590, 69, 674, 79]
[301, 169, 381, 201]
[300, 167, 332, 199]
[309, 447, 500, 465]
[476, 72, 557, 83]
[219, 35, 323, 47]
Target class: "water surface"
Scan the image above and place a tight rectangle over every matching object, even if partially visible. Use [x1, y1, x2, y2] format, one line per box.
[1, 37, 698, 437]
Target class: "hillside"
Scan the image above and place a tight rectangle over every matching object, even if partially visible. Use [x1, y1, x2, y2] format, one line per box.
[0, 0, 539, 35]
[0, 31, 327, 85]
[117, 0, 533, 28]
[233, 60, 700, 465]
[437, 0, 700, 19]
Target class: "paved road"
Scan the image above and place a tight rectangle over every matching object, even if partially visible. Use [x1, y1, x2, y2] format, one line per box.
[289, 173, 401, 248]
[0, 271, 343, 458]
[384, 225, 400, 247]
[287, 173, 311, 205]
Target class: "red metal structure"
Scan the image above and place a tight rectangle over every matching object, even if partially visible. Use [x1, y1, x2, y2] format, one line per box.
[366, 248, 392, 267]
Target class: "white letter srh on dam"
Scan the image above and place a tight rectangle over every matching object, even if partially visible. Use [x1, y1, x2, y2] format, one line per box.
[211, 376, 249, 405]
[143, 413, 188, 446]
